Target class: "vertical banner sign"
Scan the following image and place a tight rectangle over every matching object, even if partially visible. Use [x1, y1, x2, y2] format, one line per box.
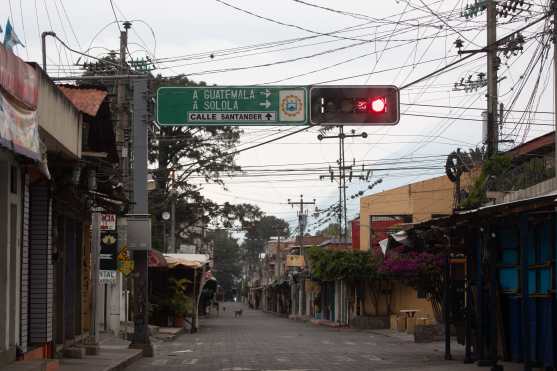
[99, 214, 118, 283]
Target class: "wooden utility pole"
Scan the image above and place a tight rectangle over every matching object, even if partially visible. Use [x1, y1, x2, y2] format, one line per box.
[287, 195, 316, 256]
[318, 128, 368, 241]
[486, 0, 499, 157]
[117, 21, 132, 192]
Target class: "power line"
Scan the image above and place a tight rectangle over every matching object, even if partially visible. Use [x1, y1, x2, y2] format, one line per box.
[58, 0, 82, 49]
[214, 0, 372, 42]
[401, 102, 555, 114]
[157, 40, 368, 72]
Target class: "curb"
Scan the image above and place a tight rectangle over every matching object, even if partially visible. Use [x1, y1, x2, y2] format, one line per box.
[309, 319, 349, 329]
[103, 349, 143, 371]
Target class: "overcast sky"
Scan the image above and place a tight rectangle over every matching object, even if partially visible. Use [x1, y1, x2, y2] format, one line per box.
[5, 0, 554, 234]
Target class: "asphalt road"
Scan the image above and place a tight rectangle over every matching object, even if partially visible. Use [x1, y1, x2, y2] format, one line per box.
[127, 302, 485, 371]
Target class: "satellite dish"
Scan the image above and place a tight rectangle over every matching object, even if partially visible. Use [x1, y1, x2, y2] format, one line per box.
[162, 211, 171, 221]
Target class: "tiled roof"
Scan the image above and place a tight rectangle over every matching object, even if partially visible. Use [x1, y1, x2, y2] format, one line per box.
[57, 85, 108, 117]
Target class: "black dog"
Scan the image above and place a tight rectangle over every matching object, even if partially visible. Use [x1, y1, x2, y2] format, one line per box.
[234, 309, 243, 318]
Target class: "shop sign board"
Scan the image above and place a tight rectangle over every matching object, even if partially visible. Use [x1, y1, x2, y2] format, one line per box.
[100, 213, 117, 230]
[99, 270, 117, 284]
[100, 230, 118, 271]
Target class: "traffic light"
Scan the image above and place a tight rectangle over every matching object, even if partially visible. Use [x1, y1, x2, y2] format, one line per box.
[309, 85, 400, 125]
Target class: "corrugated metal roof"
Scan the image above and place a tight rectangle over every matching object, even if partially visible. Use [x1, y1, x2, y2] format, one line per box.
[57, 85, 108, 117]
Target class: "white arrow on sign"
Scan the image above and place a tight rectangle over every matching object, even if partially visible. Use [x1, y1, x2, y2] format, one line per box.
[259, 100, 271, 109]
[259, 88, 271, 98]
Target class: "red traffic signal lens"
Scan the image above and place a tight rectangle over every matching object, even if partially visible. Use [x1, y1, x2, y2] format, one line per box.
[370, 97, 387, 113]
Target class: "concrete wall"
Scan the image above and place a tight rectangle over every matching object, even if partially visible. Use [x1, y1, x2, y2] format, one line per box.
[35, 67, 82, 159]
[359, 173, 474, 250]
[362, 282, 435, 320]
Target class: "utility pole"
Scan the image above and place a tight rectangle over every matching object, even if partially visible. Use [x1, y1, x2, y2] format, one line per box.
[554, 0, 557, 176]
[117, 21, 132, 192]
[128, 77, 154, 356]
[458, 0, 527, 156]
[85, 210, 101, 351]
[318, 128, 368, 241]
[287, 195, 316, 256]
[486, 0, 499, 157]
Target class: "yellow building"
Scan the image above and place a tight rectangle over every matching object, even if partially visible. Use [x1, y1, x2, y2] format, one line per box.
[358, 172, 473, 321]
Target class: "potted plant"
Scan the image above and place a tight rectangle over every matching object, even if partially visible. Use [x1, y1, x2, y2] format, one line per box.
[169, 278, 194, 328]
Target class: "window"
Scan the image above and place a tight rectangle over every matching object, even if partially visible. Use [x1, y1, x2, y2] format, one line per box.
[526, 219, 554, 295]
[496, 226, 519, 292]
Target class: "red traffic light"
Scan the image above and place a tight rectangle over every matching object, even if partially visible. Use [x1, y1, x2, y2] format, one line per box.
[370, 97, 387, 113]
[353, 97, 387, 113]
[310, 85, 399, 125]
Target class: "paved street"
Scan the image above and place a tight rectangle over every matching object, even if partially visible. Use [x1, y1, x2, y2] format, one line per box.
[128, 302, 479, 371]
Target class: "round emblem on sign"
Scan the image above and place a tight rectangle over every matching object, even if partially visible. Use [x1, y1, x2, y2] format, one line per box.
[281, 94, 303, 117]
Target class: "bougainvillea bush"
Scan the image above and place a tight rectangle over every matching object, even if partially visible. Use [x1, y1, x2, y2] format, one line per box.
[380, 245, 446, 320]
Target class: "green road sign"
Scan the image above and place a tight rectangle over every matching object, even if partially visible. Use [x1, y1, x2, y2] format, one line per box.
[156, 86, 308, 126]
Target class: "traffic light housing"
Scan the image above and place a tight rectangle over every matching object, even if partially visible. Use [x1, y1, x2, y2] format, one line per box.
[310, 85, 400, 125]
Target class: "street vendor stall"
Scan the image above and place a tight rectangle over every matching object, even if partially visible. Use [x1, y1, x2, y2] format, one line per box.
[148, 252, 212, 332]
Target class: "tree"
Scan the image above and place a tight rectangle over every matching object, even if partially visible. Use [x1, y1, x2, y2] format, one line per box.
[148, 75, 263, 249]
[210, 230, 242, 300]
[243, 215, 290, 263]
[316, 223, 341, 238]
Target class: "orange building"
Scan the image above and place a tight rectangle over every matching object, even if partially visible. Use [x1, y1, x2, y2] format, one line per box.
[358, 172, 474, 321]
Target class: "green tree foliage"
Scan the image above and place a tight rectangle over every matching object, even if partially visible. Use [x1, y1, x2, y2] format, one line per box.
[306, 247, 382, 283]
[148, 75, 266, 249]
[316, 223, 341, 238]
[243, 215, 290, 263]
[461, 154, 512, 209]
[210, 230, 242, 300]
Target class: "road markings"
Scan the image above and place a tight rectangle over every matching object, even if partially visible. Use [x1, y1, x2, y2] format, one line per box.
[182, 358, 199, 365]
[172, 349, 193, 353]
[320, 340, 332, 345]
[344, 341, 356, 345]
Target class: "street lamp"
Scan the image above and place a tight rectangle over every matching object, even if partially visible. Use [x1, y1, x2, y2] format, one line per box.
[162, 211, 170, 253]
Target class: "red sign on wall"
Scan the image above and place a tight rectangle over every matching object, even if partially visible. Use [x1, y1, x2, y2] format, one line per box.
[0, 43, 39, 110]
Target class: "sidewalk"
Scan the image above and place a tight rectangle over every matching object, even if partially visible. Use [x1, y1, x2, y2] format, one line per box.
[0, 334, 142, 371]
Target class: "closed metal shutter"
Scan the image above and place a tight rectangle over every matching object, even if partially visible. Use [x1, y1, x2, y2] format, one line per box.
[29, 183, 53, 344]
[20, 174, 29, 352]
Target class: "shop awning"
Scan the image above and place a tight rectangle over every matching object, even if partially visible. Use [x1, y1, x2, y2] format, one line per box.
[164, 253, 210, 269]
